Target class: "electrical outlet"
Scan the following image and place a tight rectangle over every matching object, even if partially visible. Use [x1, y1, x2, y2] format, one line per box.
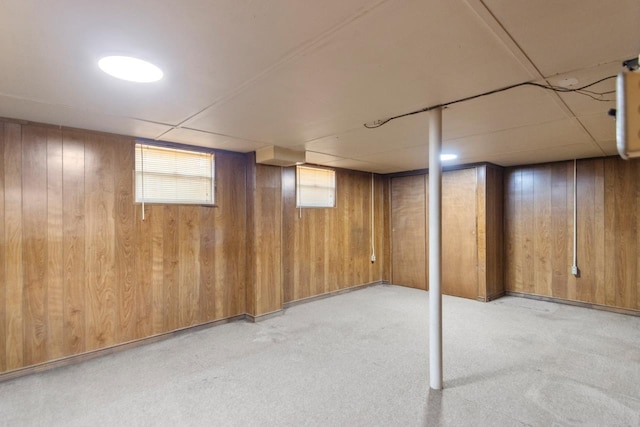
[370, 254, 376, 263]
[571, 265, 579, 276]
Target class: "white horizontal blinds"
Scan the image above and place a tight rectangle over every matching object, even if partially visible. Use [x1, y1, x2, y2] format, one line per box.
[296, 165, 336, 207]
[135, 143, 215, 205]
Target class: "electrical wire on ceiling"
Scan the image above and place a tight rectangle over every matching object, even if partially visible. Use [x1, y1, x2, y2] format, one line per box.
[363, 75, 617, 129]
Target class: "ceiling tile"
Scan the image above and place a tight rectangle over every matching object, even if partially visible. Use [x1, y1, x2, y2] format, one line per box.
[0, 0, 380, 125]
[547, 61, 619, 117]
[160, 128, 268, 153]
[447, 118, 600, 160]
[596, 140, 618, 157]
[184, 0, 531, 143]
[483, 0, 640, 76]
[478, 143, 605, 167]
[323, 158, 391, 174]
[578, 113, 615, 143]
[0, 95, 171, 138]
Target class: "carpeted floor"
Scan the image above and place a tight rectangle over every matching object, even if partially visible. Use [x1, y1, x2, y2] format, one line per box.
[1, 284, 639, 426]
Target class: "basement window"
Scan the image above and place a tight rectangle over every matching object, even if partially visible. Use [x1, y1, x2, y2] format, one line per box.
[296, 165, 336, 208]
[135, 143, 215, 205]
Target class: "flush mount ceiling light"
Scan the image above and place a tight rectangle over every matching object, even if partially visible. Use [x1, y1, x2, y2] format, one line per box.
[98, 56, 163, 83]
[440, 153, 457, 161]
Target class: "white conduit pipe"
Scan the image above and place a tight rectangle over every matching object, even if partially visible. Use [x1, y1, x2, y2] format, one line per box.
[428, 108, 443, 390]
[571, 159, 578, 276]
[141, 145, 146, 221]
[371, 173, 376, 263]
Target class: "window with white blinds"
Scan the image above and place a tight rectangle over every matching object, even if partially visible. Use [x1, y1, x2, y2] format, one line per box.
[135, 143, 215, 205]
[296, 165, 336, 208]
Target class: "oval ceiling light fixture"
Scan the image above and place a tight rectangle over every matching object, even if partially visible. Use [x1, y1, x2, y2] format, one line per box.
[440, 153, 458, 161]
[98, 55, 163, 83]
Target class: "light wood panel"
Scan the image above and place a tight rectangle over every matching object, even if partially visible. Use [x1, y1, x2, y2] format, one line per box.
[442, 169, 478, 299]
[46, 129, 64, 360]
[246, 162, 283, 316]
[62, 130, 86, 355]
[283, 168, 389, 303]
[504, 157, 640, 311]
[84, 133, 117, 351]
[5, 122, 24, 370]
[22, 125, 49, 365]
[391, 175, 427, 290]
[0, 120, 248, 374]
[114, 136, 136, 343]
[0, 124, 6, 372]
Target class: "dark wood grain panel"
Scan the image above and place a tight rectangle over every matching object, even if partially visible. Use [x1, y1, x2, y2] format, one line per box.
[281, 167, 296, 302]
[485, 166, 504, 299]
[46, 129, 64, 360]
[213, 152, 246, 318]
[22, 125, 49, 365]
[62, 131, 85, 355]
[84, 133, 116, 350]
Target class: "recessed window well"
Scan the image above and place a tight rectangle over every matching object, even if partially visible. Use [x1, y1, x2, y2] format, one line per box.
[440, 153, 457, 161]
[98, 56, 163, 83]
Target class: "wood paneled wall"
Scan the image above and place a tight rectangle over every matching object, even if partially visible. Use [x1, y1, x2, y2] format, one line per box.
[391, 174, 427, 289]
[390, 165, 504, 300]
[504, 157, 640, 311]
[282, 168, 390, 303]
[0, 121, 246, 373]
[246, 160, 283, 316]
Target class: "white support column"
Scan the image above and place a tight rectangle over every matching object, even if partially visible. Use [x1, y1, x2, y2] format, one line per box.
[428, 108, 443, 390]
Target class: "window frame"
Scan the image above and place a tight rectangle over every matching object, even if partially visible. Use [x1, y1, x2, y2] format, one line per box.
[134, 141, 216, 206]
[296, 165, 337, 208]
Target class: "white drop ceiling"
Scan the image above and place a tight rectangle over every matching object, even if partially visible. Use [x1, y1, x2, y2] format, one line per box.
[1, 0, 638, 173]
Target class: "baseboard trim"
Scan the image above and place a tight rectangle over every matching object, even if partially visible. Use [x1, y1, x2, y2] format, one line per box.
[0, 314, 246, 383]
[485, 291, 506, 302]
[246, 310, 284, 323]
[505, 291, 640, 317]
[283, 281, 387, 309]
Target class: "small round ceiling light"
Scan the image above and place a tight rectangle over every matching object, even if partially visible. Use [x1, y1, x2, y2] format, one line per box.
[440, 153, 457, 161]
[98, 56, 163, 83]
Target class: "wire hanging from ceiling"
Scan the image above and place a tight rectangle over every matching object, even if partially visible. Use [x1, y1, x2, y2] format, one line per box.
[363, 75, 617, 129]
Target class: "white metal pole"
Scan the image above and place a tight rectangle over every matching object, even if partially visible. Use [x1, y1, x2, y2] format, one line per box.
[428, 107, 443, 390]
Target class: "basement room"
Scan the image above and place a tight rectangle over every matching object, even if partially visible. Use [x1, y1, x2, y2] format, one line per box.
[1, 0, 639, 425]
